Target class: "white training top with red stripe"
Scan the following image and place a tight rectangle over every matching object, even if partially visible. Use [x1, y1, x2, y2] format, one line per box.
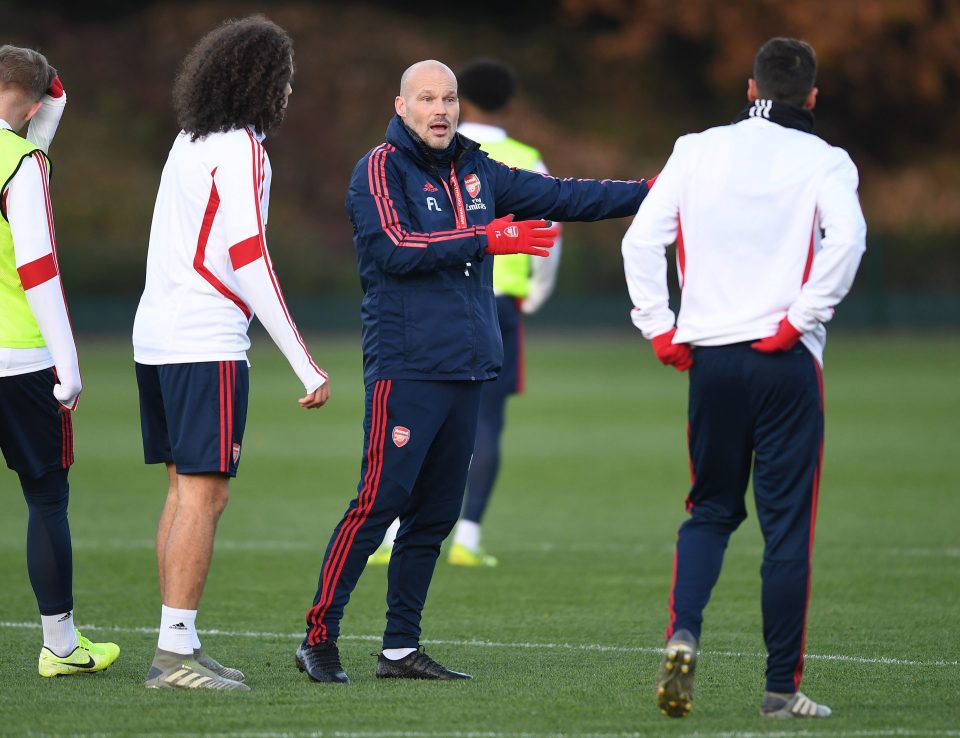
[622, 114, 867, 366]
[133, 127, 326, 392]
[0, 115, 82, 410]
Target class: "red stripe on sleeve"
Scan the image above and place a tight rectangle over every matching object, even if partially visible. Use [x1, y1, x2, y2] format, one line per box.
[244, 130, 327, 380]
[229, 235, 264, 270]
[17, 253, 58, 289]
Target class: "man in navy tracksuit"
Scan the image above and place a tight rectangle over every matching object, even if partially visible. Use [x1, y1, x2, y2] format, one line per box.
[297, 60, 649, 683]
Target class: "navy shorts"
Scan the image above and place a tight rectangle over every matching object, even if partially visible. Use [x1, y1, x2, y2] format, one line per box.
[135, 361, 249, 477]
[0, 367, 74, 478]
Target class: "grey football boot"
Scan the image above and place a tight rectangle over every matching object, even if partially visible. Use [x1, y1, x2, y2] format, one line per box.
[194, 648, 245, 682]
[145, 648, 249, 691]
[761, 691, 832, 718]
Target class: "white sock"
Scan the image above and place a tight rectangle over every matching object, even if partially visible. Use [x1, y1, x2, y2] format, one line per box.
[382, 518, 400, 547]
[192, 628, 202, 650]
[453, 519, 481, 550]
[41, 611, 78, 656]
[382, 647, 416, 660]
[158, 605, 197, 655]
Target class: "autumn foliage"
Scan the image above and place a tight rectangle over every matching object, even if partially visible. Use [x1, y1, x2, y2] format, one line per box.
[5, 0, 958, 297]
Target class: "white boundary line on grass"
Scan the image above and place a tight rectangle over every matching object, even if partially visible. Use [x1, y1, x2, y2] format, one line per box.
[19, 728, 960, 738]
[2, 621, 958, 668]
[8, 538, 959, 557]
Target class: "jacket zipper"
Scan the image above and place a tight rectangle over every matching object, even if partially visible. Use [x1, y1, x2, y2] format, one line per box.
[440, 163, 477, 377]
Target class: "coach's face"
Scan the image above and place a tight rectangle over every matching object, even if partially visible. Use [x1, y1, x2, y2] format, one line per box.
[395, 63, 459, 150]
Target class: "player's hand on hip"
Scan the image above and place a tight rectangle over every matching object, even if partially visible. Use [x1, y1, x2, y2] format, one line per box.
[299, 382, 330, 409]
[651, 328, 693, 372]
[751, 317, 802, 353]
[484, 214, 559, 257]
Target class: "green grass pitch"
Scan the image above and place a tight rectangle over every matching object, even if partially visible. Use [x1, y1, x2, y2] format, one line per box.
[1, 332, 958, 736]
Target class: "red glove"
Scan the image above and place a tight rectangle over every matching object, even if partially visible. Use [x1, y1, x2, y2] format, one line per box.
[484, 214, 558, 257]
[651, 328, 693, 372]
[751, 317, 802, 353]
[47, 75, 64, 99]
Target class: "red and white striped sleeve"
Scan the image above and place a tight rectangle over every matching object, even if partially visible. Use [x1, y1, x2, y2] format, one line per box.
[217, 131, 327, 393]
[6, 151, 81, 409]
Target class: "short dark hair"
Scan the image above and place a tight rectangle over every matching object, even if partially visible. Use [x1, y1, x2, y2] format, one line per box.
[753, 37, 817, 107]
[0, 45, 55, 102]
[173, 15, 294, 141]
[457, 58, 517, 113]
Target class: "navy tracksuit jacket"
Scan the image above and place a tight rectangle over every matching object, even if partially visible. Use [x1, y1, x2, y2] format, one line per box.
[305, 116, 648, 648]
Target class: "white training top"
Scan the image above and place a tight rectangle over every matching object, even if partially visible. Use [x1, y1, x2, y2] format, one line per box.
[1, 100, 82, 409]
[132, 127, 326, 392]
[622, 113, 867, 365]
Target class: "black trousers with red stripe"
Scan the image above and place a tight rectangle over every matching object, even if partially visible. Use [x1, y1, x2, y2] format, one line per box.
[306, 378, 483, 648]
[665, 342, 824, 694]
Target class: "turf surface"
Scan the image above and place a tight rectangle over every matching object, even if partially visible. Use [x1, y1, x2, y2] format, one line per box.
[1, 332, 958, 737]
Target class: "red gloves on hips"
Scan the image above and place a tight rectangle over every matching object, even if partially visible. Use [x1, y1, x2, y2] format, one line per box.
[751, 317, 803, 353]
[485, 214, 558, 257]
[651, 328, 693, 372]
[47, 75, 64, 98]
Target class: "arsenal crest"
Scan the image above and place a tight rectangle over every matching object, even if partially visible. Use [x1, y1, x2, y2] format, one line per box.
[232, 442, 241, 464]
[464, 173, 481, 198]
[392, 426, 410, 447]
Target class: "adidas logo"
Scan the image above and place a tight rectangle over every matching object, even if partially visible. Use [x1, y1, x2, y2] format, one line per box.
[169, 622, 188, 631]
[423, 181, 439, 192]
[57, 611, 73, 623]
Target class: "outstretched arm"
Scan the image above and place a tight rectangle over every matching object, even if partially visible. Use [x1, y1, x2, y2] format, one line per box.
[490, 159, 649, 224]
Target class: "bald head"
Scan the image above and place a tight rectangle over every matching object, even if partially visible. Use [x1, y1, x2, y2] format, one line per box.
[399, 60, 455, 98]
[395, 59, 459, 150]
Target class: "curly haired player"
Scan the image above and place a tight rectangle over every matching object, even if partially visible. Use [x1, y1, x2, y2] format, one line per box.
[133, 15, 329, 690]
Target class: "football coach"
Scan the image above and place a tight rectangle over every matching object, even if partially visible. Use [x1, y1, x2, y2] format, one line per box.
[297, 59, 650, 683]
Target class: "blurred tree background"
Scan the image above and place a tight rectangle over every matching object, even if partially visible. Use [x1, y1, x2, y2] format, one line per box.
[5, 0, 959, 330]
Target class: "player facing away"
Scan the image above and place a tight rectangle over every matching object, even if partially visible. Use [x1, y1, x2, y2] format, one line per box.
[133, 16, 329, 690]
[622, 37, 866, 718]
[0, 45, 120, 676]
[295, 60, 648, 684]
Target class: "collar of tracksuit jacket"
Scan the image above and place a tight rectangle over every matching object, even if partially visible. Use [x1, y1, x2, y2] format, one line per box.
[733, 99, 815, 133]
[386, 114, 480, 177]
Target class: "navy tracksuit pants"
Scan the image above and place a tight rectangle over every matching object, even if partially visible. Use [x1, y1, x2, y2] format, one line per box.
[666, 342, 824, 694]
[306, 379, 483, 648]
[463, 296, 522, 524]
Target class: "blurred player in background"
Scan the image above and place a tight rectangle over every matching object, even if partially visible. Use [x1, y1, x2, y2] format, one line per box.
[622, 37, 866, 719]
[0, 45, 120, 677]
[133, 16, 329, 691]
[367, 58, 563, 568]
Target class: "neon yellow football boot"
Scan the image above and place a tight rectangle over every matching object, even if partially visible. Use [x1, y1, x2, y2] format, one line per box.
[368, 542, 393, 565]
[448, 542, 498, 567]
[38, 630, 120, 677]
